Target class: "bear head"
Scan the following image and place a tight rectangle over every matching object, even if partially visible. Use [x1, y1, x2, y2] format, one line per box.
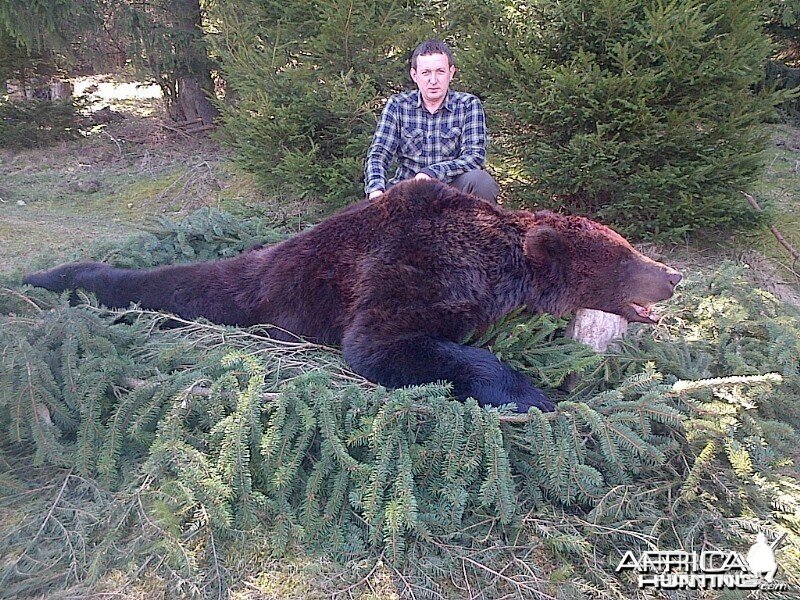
[523, 211, 682, 323]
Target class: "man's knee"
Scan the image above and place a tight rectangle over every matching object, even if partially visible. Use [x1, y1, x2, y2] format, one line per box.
[451, 170, 500, 202]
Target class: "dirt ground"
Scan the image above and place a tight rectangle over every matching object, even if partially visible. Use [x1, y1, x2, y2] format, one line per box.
[0, 79, 271, 275]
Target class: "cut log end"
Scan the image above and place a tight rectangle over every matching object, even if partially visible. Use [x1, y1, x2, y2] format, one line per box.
[565, 308, 628, 353]
[561, 309, 628, 393]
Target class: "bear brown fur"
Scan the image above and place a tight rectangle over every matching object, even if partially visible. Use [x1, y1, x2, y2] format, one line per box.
[24, 179, 681, 412]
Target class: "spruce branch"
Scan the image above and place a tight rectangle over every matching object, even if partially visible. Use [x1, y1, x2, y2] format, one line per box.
[671, 373, 783, 393]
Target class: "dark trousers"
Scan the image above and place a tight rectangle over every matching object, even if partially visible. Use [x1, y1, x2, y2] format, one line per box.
[386, 170, 500, 202]
[449, 170, 500, 202]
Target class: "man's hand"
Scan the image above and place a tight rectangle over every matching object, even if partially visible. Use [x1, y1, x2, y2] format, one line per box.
[414, 172, 433, 181]
[368, 190, 384, 199]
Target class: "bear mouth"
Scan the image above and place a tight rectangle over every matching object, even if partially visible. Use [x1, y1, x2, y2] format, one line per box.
[629, 302, 660, 323]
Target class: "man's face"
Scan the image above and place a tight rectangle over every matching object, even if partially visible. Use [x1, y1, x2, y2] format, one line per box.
[410, 53, 455, 107]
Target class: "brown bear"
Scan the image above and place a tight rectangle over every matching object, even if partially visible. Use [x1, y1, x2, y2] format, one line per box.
[23, 179, 681, 413]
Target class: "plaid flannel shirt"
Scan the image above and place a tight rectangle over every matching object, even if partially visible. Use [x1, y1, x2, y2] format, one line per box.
[364, 90, 489, 195]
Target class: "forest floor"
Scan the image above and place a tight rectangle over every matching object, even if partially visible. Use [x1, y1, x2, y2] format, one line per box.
[0, 76, 322, 276]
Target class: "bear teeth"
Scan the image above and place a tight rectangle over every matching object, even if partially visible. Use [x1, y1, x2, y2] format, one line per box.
[632, 303, 660, 323]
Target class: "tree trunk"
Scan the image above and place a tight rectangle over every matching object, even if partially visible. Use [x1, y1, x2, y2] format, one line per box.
[175, 76, 218, 125]
[50, 80, 72, 100]
[565, 309, 628, 353]
[165, 0, 219, 125]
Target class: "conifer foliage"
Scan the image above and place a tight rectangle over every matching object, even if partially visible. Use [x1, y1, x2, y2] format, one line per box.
[205, 0, 784, 236]
[457, 0, 783, 239]
[2, 215, 800, 597]
[0, 99, 84, 149]
[208, 0, 431, 202]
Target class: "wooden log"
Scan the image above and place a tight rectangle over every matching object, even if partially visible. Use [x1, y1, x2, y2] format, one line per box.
[168, 117, 204, 127]
[561, 308, 628, 392]
[184, 123, 216, 134]
[741, 192, 800, 262]
[565, 308, 628, 352]
[6, 80, 27, 100]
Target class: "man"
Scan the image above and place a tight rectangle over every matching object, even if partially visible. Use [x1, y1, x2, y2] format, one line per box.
[364, 39, 499, 202]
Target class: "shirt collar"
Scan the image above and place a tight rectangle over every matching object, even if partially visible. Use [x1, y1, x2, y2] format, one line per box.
[414, 89, 454, 113]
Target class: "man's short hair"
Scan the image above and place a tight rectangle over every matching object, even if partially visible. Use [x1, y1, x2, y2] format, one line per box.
[411, 39, 454, 70]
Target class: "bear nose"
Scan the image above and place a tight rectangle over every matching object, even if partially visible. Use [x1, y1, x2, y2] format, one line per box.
[667, 268, 682, 287]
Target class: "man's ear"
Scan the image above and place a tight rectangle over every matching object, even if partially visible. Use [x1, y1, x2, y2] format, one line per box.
[524, 227, 569, 281]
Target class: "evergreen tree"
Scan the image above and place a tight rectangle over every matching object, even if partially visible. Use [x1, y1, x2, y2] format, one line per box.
[457, 0, 783, 240]
[0, 0, 218, 125]
[0, 23, 86, 149]
[0, 98, 84, 149]
[0, 0, 99, 58]
[766, 0, 800, 60]
[121, 0, 219, 125]
[207, 0, 433, 203]
[764, 0, 800, 121]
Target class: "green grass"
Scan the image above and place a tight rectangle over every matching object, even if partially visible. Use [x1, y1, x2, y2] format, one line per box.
[0, 115, 273, 275]
[0, 106, 333, 278]
[742, 124, 800, 282]
[0, 205, 135, 274]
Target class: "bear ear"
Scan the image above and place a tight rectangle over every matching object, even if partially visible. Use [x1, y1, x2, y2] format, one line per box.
[524, 226, 567, 268]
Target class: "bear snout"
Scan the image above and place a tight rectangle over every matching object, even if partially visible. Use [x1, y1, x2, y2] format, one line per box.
[666, 267, 682, 288]
[611, 266, 678, 324]
[625, 262, 682, 308]
[647, 266, 681, 300]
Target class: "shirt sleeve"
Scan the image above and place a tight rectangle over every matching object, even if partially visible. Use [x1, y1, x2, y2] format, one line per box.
[420, 95, 488, 181]
[364, 97, 400, 194]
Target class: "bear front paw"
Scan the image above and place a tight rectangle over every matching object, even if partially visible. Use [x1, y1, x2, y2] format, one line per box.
[507, 370, 556, 413]
[460, 371, 556, 413]
[511, 388, 555, 413]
